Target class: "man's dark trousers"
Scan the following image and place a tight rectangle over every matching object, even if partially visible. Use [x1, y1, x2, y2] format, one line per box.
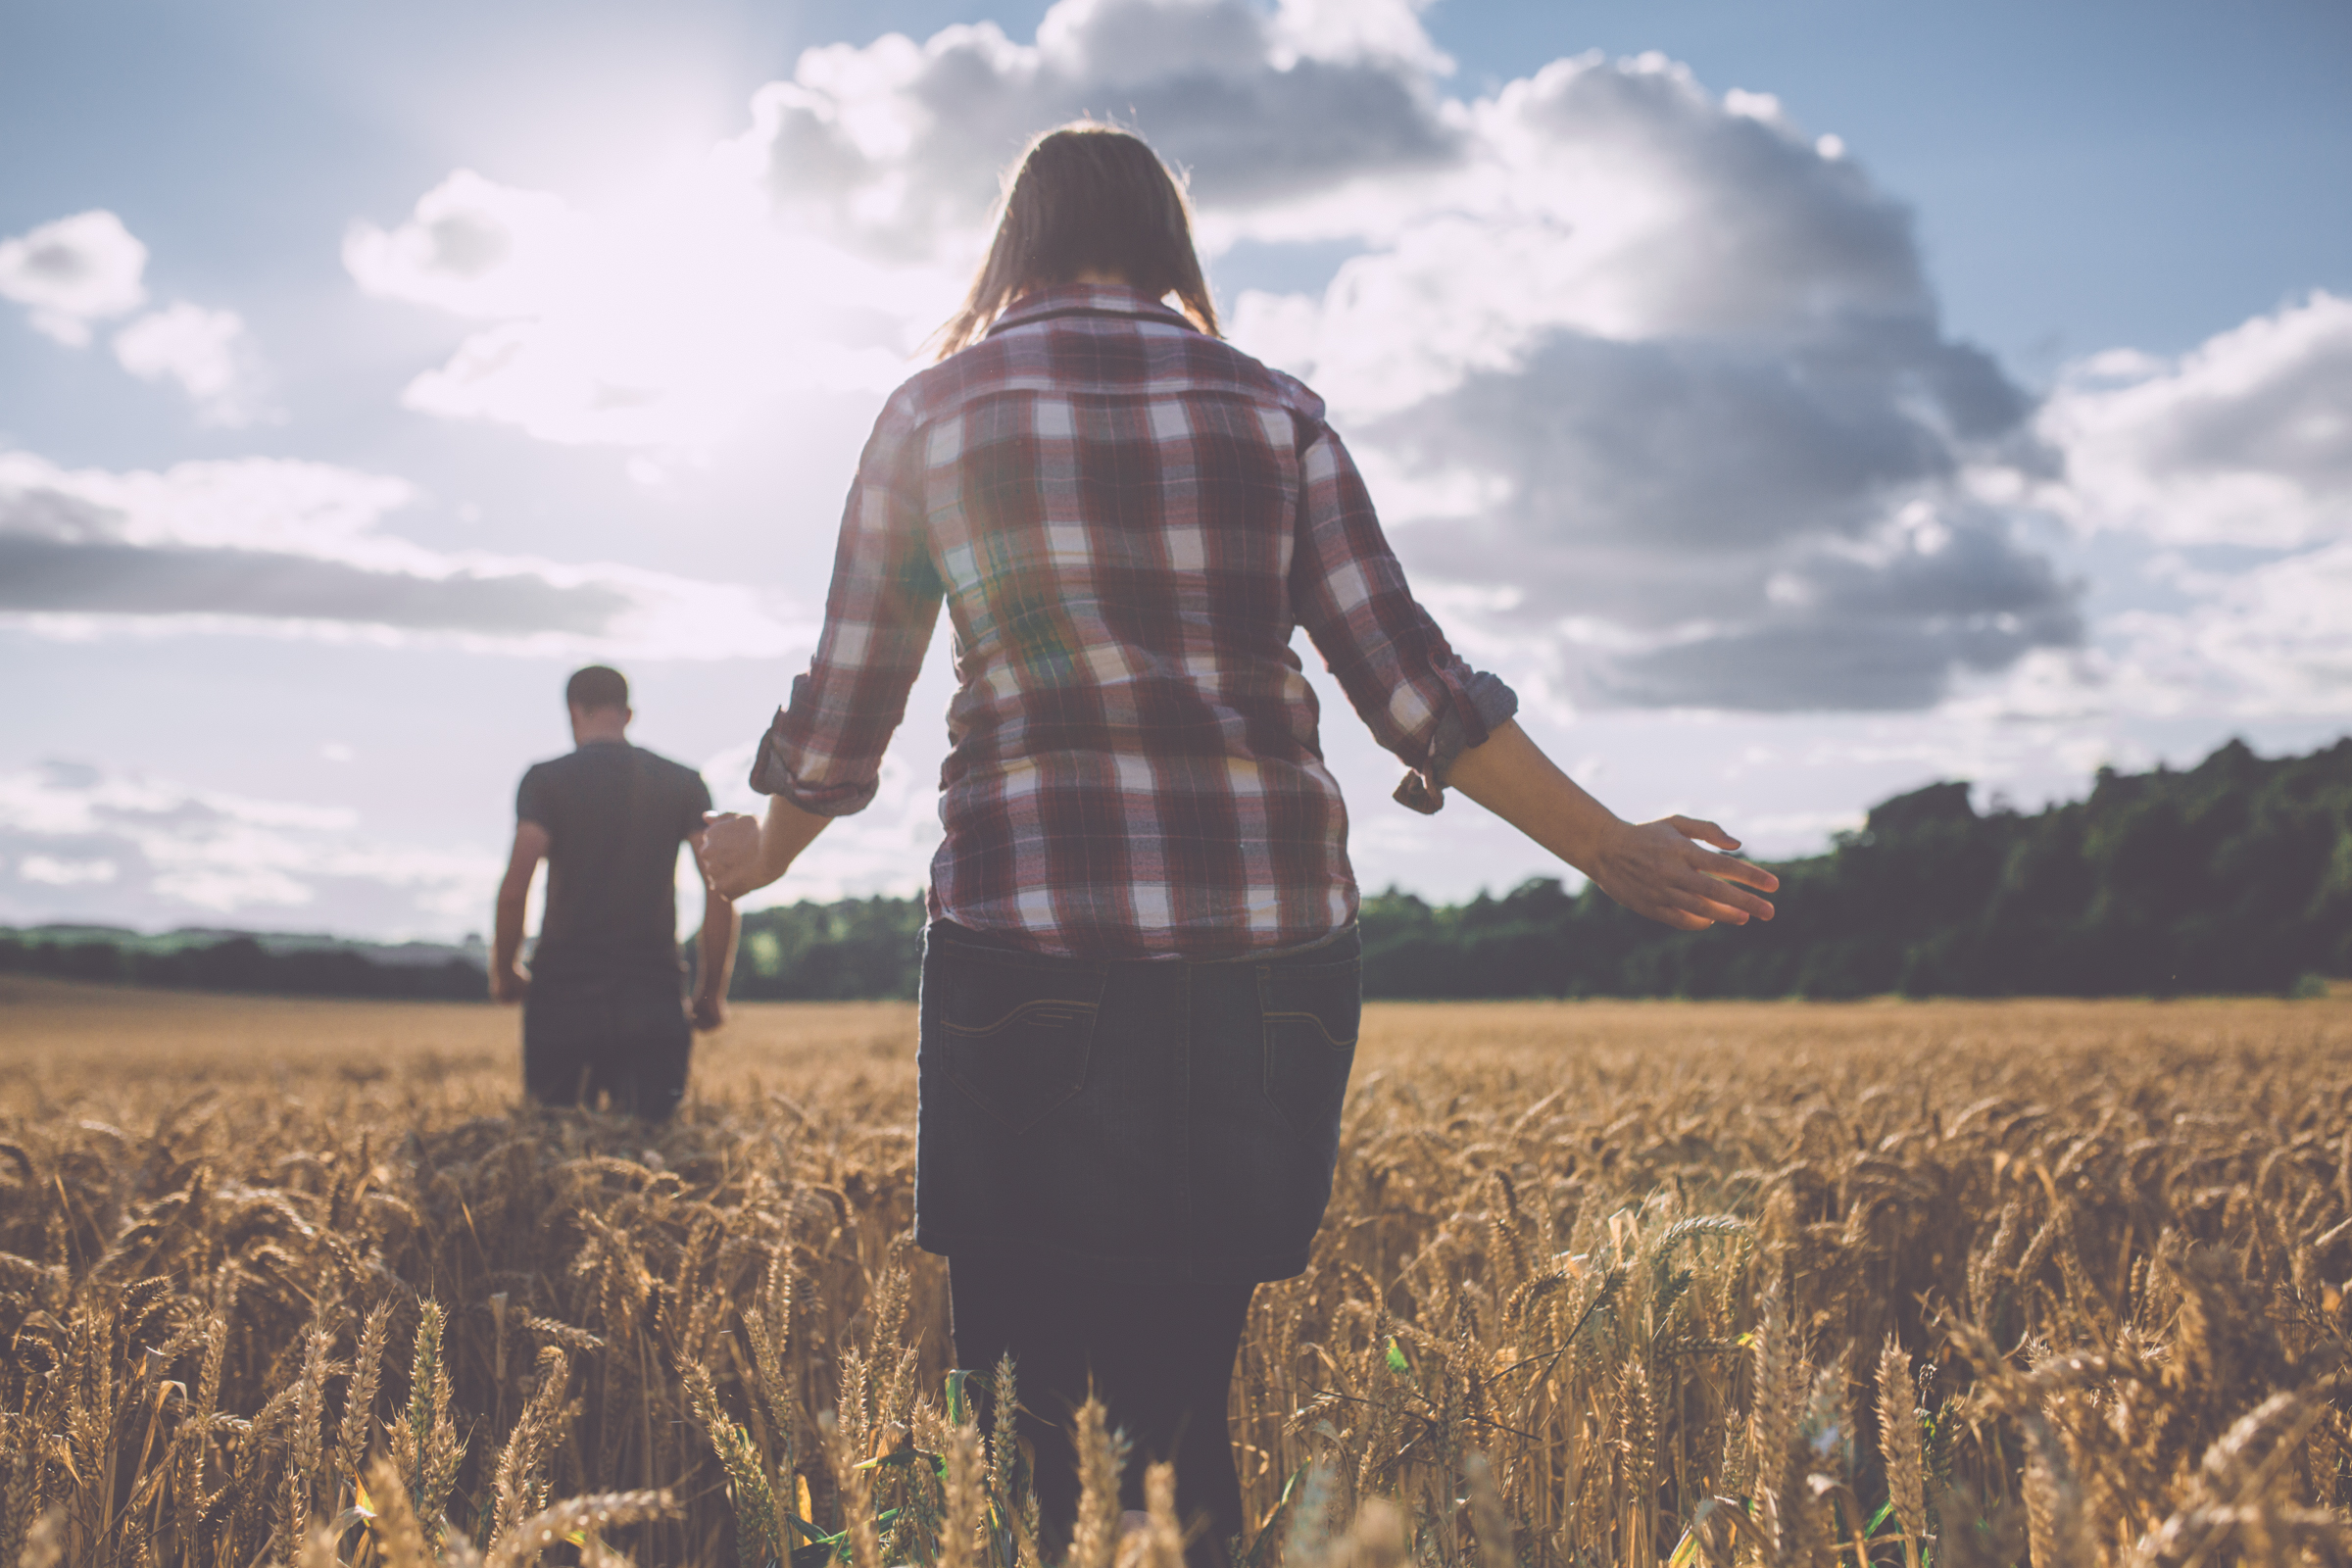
[522, 949, 692, 1120]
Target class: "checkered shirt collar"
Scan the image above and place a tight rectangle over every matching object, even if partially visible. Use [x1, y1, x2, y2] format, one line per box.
[987, 283, 1197, 336]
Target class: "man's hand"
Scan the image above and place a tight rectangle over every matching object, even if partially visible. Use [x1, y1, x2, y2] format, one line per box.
[691, 993, 728, 1032]
[491, 960, 531, 1004]
[1587, 816, 1779, 931]
[695, 812, 766, 900]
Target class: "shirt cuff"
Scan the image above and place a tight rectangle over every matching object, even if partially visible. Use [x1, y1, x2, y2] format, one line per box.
[747, 706, 878, 817]
[1392, 671, 1519, 815]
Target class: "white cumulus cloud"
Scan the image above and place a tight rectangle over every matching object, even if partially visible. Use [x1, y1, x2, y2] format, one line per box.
[112, 302, 267, 425]
[0, 210, 148, 346]
[1217, 50, 2068, 710]
[1932, 292, 2352, 728]
[2037, 289, 2352, 550]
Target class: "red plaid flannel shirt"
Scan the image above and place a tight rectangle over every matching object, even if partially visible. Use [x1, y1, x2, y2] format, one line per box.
[752, 284, 1515, 958]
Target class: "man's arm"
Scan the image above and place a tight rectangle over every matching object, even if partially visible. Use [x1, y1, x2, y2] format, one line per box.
[1445, 720, 1779, 931]
[492, 820, 551, 1002]
[690, 875, 739, 1031]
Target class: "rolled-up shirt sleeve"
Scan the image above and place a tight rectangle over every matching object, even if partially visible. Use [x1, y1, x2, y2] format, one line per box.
[1288, 419, 1518, 815]
[750, 397, 944, 815]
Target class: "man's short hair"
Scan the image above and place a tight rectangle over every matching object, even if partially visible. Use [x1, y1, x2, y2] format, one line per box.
[565, 665, 629, 711]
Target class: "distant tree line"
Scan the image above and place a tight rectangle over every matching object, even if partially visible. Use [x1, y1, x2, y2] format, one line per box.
[9, 737, 2345, 1001]
[1359, 736, 2352, 1000]
[0, 932, 486, 999]
[708, 894, 926, 1001]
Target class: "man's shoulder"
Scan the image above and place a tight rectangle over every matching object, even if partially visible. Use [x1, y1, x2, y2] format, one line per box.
[625, 744, 700, 777]
[519, 748, 597, 792]
[516, 753, 568, 797]
[627, 746, 711, 797]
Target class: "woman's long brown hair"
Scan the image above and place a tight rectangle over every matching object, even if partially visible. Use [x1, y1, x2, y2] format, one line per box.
[934, 123, 1220, 359]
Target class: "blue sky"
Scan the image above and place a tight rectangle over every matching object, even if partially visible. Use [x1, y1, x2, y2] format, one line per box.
[4, 0, 2348, 939]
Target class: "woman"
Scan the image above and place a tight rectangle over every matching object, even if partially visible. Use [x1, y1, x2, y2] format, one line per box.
[699, 123, 1777, 1565]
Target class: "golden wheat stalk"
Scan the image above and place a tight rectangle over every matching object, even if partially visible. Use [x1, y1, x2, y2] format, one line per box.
[821, 1408, 882, 1568]
[1067, 1396, 1127, 1568]
[941, 1411, 986, 1568]
[1874, 1337, 1926, 1568]
[483, 1488, 675, 1568]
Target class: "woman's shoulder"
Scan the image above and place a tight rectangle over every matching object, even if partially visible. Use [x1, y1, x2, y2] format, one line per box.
[1176, 331, 1329, 423]
[874, 317, 1332, 432]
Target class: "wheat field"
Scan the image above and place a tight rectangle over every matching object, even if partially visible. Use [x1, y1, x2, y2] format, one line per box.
[4, 975, 2350, 1567]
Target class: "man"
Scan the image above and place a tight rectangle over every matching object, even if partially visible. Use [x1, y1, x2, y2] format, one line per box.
[493, 665, 736, 1119]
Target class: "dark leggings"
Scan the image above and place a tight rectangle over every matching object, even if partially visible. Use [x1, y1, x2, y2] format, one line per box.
[949, 1251, 1255, 1568]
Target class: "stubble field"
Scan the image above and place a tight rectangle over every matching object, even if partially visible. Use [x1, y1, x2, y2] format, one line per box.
[4, 977, 2351, 1567]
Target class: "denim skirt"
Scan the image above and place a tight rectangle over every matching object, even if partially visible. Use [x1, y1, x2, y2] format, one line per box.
[912, 920, 1362, 1284]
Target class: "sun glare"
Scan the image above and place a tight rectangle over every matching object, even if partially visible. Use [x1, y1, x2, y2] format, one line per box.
[349, 125, 966, 460]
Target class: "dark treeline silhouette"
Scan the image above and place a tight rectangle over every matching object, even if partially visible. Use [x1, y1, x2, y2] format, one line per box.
[8, 737, 2345, 1002]
[0, 930, 486, 999]
[1361, 735, 2352, 1000]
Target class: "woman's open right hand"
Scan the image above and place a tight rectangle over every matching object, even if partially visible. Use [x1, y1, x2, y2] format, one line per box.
[1589, 815, 1779, 931]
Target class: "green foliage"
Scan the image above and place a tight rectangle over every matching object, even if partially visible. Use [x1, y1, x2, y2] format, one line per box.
[1359, 735, 2352, 1000]
[710, 895, 929, 1002]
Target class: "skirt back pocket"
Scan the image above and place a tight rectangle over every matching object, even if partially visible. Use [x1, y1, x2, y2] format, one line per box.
[936, 950, 1106, 1133]
[1260, 955, 1362, 1155]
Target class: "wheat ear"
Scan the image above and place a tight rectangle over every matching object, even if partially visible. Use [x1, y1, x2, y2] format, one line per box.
[1875, 1338, 1926, 1568]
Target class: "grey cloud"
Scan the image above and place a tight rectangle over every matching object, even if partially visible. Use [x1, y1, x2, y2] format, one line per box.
[0, 536, 627, 634]
[1599, 621, 2018, 712]
[759, 0, 1461, 259]
[748, 23, 2076, 711]
[2143, 322, 2352, 489]
[1375, 327, 2078, 709]
[1592, 514, 2083, 710]
[1380, 328, 2024, 612]
[0, 485, 119, 543]
[17, 239, 97, 290]
[426, 214, 512, 278]
[1789, 516, 2080, 628]
[1309, 57, 2076, 712]
[1925, 340, 2034, 443]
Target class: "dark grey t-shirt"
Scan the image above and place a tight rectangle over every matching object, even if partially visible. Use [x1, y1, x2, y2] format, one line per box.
[516, 741, 711, 965]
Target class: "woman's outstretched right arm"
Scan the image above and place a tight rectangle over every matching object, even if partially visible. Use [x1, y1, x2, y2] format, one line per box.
[1445, 719, 1779, 930]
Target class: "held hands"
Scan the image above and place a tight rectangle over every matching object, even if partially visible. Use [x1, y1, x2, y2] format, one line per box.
[1589, 815, 1779, 931]
[694, 812, 766, 900]
[490, 961, 530, 1004]
[690, 994, 728, 1032]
